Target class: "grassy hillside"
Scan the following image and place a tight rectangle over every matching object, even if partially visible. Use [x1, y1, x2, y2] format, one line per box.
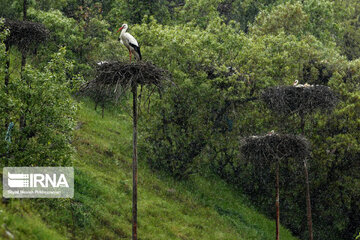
[0, 99, 298, 240]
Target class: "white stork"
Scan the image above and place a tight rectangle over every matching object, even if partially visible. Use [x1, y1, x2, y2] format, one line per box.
[267, 130, 275, 135]
[117, 23, 142, 62]
[293, 79, 304, 88]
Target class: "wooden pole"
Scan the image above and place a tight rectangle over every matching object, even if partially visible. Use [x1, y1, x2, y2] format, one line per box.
[132, 82, 138, 240]
[276, 161, 280, 240]
[300, 113, 314, 240]
[304, 159, 313, 240]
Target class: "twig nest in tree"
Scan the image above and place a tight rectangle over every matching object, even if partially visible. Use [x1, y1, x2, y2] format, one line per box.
[80, 61, 170, 101]
[241, 133, 310, 164]
[261, 85, 338, 116]
[2, 19, 49, 53]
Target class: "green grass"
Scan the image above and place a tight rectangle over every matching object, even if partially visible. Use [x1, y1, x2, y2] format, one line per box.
[0, 99, 298, 240]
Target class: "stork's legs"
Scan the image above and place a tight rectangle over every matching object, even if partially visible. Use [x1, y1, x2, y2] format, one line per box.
[129, 50, 132, 63]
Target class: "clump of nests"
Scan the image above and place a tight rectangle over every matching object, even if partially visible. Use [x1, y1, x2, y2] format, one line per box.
[240, 133, 310, 165]
[261, 85, 338, 116]
[2, 18, 49, 52]
[80, 61, 170, 102]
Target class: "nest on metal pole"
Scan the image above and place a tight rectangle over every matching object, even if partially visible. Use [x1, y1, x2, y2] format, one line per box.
[2, 18, 49, 53]
[261, 85, 338, 116]
[79, 61, 170, 104]
[240, 133, 311, 166]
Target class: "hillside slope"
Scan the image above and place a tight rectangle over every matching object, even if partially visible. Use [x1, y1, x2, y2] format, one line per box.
[0, 99, 298, 240]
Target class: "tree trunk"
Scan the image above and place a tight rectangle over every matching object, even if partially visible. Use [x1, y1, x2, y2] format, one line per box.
[304, 159, 313, 240]
[19, 52, 27, 130]
[21, 52, 26, 71]
[4, 43, 10, 130]
[101, 102, 104, 118]
[300, 113, 305, 135]
[23, 0, 27, 20]
[21, 0, 28, 131]
[4, 43, 10, 89]
[276, 161, 280, 240]
[132, 83, 138, 240]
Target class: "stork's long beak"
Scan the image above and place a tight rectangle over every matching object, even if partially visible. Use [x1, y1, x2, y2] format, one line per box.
[117, 27, 123, 33]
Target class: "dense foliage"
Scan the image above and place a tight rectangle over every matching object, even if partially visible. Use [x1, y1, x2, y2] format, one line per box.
[0, 0, 359, 239]
[0, 45, 79, 166]
[136, 2, 360, 240]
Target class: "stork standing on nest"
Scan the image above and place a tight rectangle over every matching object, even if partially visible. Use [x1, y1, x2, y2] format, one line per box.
[117, 23, 142, 62]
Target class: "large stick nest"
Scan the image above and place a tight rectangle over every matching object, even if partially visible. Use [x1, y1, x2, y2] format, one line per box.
[261, 85, 338, 116]
[240, 133, 310, 165]
[80, 61, 170, 101]
[2, 18, 49, 52]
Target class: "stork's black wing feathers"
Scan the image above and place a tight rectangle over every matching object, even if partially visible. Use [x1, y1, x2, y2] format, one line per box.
[129, 43, 142, 60]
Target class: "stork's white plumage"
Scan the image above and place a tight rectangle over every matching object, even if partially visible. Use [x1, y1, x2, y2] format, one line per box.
[117, 23, 142, 62]
[293, 79, 304, 88]
[97, 61, 109, 66]
[267, 130, 275, 135]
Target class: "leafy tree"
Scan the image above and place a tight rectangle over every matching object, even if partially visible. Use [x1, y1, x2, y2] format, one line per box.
[0, 0, 22, 19]
[106, 0, 172, 27]
[250, 1, 339, 45]
[333, 0, 360, 60]
[218, 0, 279, 31]
[139, 3, 360, 239]
[0, 18, 8, 73]
[307, 57, 360, 240]
[302, 0, 339, 44]
[34, 0, 70, 12]
[250, 2, 308, 37]
[177, 0, 223, 28]
[0, 47, 79, 166]
[27, 7, 111, 78]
